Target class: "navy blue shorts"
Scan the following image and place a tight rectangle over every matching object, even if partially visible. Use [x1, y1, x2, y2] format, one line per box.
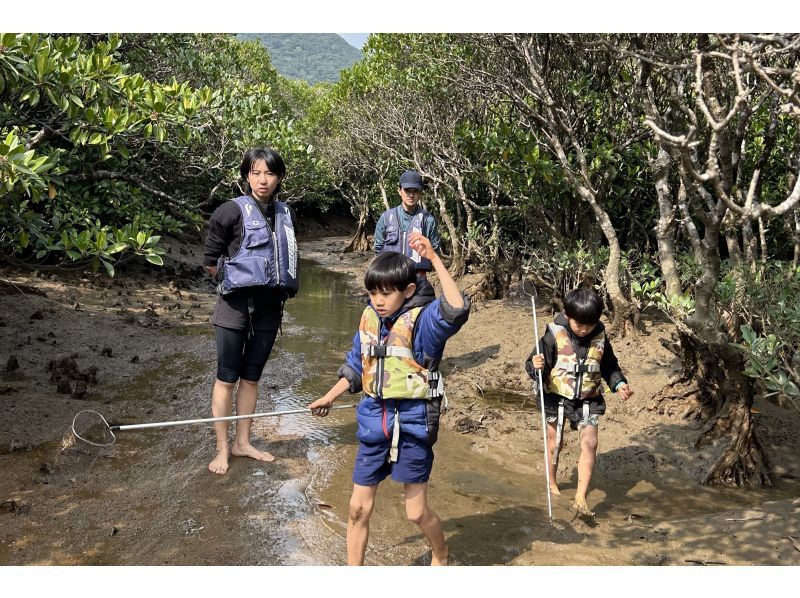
[352, 434, 435, 486]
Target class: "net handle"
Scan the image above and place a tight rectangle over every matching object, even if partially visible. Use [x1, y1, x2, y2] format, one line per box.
[71, 404, 357, 445]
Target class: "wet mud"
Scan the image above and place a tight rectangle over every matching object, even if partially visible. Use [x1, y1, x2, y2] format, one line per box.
[2, 235, 799, 566]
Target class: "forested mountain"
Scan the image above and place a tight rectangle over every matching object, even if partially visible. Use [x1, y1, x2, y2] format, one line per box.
[237, 33, 363, 83]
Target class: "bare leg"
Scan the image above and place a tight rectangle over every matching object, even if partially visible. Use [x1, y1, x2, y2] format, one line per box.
[347, 484, 378, 565]
[573, 424, 598, 516]
[404, 483, 449, 565]
[230, 379, 275, 462]
[546, 421, 562, 495]
[208, 379, 235, 474]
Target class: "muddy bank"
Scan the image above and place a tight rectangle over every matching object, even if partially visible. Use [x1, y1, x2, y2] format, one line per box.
[0, 238, 355, 565]
[1, 233, 799, 566]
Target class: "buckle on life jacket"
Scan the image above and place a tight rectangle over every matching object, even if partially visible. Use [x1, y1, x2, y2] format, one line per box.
[426, 370, 443, 399]
[568, 363, 600, 374]
[365, 345, 387, 358]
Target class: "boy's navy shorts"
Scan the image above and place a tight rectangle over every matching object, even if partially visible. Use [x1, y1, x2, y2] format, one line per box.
[352, 434, 434, 486]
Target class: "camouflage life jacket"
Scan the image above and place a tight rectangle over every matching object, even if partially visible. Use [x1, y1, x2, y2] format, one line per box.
[359, 306, 442, 400]
[545, 322, 605, 400]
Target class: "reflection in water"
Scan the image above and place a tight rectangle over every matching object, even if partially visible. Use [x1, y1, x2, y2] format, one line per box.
[267, 259, 365, 444]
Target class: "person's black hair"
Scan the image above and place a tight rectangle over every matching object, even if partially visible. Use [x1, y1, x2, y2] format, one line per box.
[240, 147, 286, 197]
[563, 287, 604, 325]
[364, 252, 417, 293]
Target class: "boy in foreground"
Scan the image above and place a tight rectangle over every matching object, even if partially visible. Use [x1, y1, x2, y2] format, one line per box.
[310, 233, 469, 565]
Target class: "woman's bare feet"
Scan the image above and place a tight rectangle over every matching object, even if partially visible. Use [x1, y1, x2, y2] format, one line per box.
[231, 442, 275, 462]
[549, 483, 562, 496]
[208, 447, 230, 475]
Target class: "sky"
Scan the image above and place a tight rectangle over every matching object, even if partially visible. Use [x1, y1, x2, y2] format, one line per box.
[337, 33, 369, 49]
[4, 0, 787, 32]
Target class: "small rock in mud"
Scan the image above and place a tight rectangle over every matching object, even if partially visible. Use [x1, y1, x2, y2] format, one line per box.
[3, 499, 31, 515]
[0, 386, 17, 395]
[118, 310, 136, 324]
[55, 376, 72, 394]
[100, 346, 112, 357]
[0, 316, 6, 327]
[29, 310, 45, 320]
[7, 440, 32, 453]
[73, 381, 87, 398]
[110, 526, 119, 536]
[130, 355, 140, 363]
[6, 355, 19, 372]
[39, 462, 52, 474]
[48, 357, 79, 380]
[454, 417, 483, 434]
[84, 366, 98, 384]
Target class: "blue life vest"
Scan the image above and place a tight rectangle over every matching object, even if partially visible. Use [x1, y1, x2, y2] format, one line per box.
[217, 196, 299, 295]
[380, 206, 432, 271]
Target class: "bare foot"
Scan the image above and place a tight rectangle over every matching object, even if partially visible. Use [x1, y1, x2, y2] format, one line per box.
[572, 496, 595, 516]
[231, 442, 275, 462]
[431, 546, 449, 566]
[208, 448, 229, 475]
[549, 483, 562, 496]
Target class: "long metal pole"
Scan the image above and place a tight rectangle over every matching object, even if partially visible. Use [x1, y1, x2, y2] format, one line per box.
[110, 404, 356, 431]
[532, 295, 553, 524]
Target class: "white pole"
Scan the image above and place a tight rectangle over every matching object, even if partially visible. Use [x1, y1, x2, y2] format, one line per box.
[532, 295, 553, 524]
[111, 404, 356, 431]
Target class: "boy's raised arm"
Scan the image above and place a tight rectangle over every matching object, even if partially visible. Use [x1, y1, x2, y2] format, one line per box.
[408, 232, 463, 309]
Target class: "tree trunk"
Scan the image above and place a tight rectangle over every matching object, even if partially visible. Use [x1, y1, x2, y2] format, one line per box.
[430, 182, 465, 277]
[651, 147, 682, 299]
[794, 209, 800, 270]
[677, 179, 704, 264]
[578, 186, 635, 334]
[343, 208, 370, 253]
[659, 326, 772, 487]
[378, 181, 390, 211]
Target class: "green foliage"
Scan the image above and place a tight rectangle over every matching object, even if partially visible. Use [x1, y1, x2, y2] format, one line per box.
[523, 241, 608, 298]
[740, 324, 799, 410]
[727, 264, 800, 409]
[1, 33, 322, 275]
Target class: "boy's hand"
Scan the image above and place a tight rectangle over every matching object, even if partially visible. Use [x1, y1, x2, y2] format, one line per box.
[531, 354, 545, 370]
[309, 396, 334, 416]
[616, 383, 634, 401]
[408, 232, 435, 261]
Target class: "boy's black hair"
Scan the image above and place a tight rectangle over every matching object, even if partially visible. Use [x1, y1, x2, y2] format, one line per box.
[364, 252, 417, 293]
[240, 147, 286, 196]
[563, 287, 604, 325]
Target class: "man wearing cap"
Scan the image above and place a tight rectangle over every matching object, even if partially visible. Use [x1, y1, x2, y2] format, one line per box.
[374, 170, 442, 294]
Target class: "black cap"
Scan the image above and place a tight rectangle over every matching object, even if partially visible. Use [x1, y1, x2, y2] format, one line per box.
[399, 169, 423, 190]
